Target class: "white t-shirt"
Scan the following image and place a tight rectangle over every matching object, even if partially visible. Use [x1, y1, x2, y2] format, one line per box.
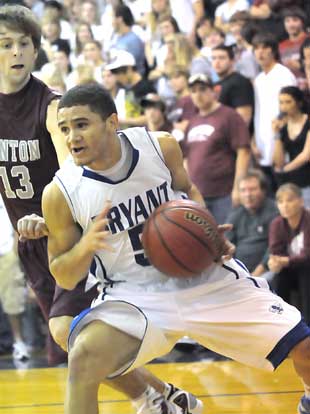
[169, 0, 198, 34]
[254, 63, 297, 166]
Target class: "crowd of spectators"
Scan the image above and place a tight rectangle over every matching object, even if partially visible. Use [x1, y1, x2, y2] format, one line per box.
[1, 0, 310, 362]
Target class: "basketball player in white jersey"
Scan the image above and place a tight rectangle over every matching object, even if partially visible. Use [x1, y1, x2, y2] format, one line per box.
[42, 83, 310, 414]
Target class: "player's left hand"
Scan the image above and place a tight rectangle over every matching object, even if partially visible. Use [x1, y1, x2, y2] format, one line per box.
[17, 214, 49, 242]
[217, 223, 235, 262]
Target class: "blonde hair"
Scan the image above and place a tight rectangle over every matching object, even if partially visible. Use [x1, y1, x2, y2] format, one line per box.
[164, 33, 196, 73]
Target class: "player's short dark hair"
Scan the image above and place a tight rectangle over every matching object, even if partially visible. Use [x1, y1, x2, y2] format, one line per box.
[0, 4, 41, 50]
[212, 44, 234, 60]
[252, 32, 279, 60]
[114, 5, 134, 27]
[238, 168, 268, 192]
[58, 84, 117, 121]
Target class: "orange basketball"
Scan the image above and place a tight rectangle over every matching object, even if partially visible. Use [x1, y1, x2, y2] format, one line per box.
[142, 200, 225, 278]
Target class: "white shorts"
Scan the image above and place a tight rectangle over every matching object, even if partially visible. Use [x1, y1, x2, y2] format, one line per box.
[68, 260, 310, 377]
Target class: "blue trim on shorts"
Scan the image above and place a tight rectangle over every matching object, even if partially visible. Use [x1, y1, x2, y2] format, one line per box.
[267, 319, 310, 369]
[69, 307, 93, 337]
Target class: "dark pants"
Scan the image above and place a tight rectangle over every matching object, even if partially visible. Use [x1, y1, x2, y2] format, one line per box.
[273, 267, 310, 324]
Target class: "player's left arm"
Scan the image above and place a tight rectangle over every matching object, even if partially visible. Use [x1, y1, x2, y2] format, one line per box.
[156, 132, 205, 206]
[46, 99, 70, 166]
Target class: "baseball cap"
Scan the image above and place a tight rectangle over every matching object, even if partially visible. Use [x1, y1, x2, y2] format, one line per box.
[188, 73, 213, 88]
[141, 93, 166, 112]
[105, 50, 136, 71]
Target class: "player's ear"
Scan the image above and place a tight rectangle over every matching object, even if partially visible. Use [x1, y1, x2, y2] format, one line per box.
[106, 113, 119, 131]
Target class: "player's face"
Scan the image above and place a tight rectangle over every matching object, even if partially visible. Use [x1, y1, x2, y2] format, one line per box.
[276, 189, 304, 220]
[211, 50, 233, 77]
[58, 105, 118, 170]
[238, 177, 265, 212]
[0, 25, 37, 92]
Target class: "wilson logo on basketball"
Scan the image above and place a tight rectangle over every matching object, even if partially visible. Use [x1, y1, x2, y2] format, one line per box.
[184, 212, 222, 254]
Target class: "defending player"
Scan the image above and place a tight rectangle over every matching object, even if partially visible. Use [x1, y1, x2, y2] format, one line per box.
[42, 83, 310, 414]
[0, 5, 205, 414]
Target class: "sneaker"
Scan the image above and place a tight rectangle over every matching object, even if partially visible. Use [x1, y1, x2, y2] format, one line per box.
[166, 384, 203, 414]
[136, 386, 185, 414]
[299, 395, 310, 414]
[12, 341, 30, 361]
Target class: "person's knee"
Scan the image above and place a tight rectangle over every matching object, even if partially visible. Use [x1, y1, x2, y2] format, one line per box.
[290, 337, 310, 363]
[49, 316, 72, 351]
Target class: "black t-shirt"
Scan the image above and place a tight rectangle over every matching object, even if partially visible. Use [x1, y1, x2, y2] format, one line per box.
[131, 79, 156, 102]
[214, 72, 254, 109]
[277, 118, 310, 188]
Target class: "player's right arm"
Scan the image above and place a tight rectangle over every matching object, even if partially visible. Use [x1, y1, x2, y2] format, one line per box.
[42, 183, 111, 290]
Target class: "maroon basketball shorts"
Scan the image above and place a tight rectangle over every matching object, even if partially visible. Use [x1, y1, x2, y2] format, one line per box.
[18, 237, 98, 319]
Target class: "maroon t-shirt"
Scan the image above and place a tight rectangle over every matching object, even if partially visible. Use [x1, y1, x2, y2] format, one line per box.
[184, 104, 250, 198]
[269, 209, 310, 268]
[0, 75, 60, 229]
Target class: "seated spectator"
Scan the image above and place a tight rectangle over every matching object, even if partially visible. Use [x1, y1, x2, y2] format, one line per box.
[279, 7, 308, 87]
[193, 26, 226, 82]
[226, 169, 278, 275]
[40, 13, 71, 62]
[229, 11, 260, 80]
[80, 40, 105, 83]
[101, 67, 126, 120]
[43, 0, 73, 41]
[144, 0, 172, 64]
[214, 0, 249, 45]
[212, 44, 254, 127]
[140, 93, 173, 132]
[145, 13, 180, 72]
[272, 86, 310, 207]
[148, 32, 197, 107]
[110, 4, 146, 76]
[0, 198, 29, 362]
[167, 66, 197, 141]
[106, 50, 156, 127]
[249, 0, 286, 41]
[78, 0, 104, 44]
[70, 22, 95, 68]
[268, 183, 310, 323]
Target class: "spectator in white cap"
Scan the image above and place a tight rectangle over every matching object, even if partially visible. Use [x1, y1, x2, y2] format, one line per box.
[106, 50, 156, 128]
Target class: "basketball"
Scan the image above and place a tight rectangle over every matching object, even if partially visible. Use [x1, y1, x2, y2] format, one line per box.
[142, 199, 226, 278]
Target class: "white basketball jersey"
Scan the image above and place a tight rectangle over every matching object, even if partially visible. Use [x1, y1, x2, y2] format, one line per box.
[54, 127, 248, 293]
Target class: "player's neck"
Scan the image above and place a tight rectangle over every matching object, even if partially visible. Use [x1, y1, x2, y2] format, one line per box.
[0, 74, 31, 94]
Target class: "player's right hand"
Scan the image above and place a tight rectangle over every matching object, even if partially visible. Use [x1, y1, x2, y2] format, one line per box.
[17, 214, 49, 242]
[82, 202, 115, 253]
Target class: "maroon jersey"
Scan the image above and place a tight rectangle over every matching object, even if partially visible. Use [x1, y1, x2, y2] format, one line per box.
[0, 75, 60, 229]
